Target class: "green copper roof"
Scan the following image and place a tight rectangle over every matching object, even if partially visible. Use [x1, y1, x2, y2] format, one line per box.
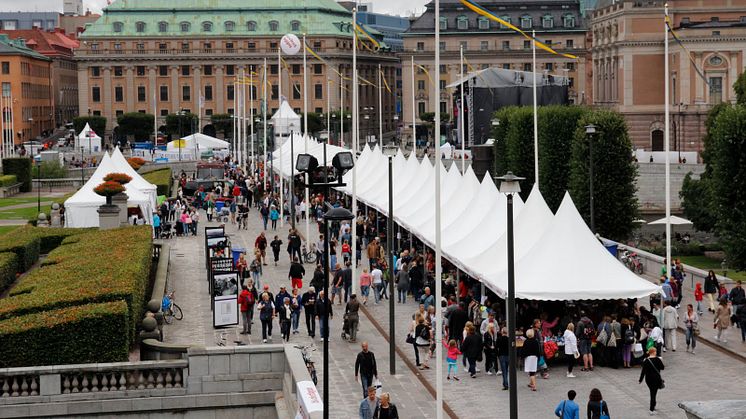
[82, 0, 354, 38]
[0, 34, 51, 61]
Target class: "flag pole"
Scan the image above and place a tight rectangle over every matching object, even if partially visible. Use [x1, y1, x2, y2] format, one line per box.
[664, 4, 672, 280]
[378, 63, 383, 147]
[351, 7, 359, 296]
[411, 55, 416, 156]
[303, 33, 310, 248]
[263, 58, 268, 191]
[532, 29, 539, 187]
[278, 47, 284, 227]
[434, 0, 443, 417]
[250, 70, 255, 174]
[460, 44, 465, 173]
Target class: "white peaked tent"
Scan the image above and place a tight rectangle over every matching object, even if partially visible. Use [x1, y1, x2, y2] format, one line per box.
[648, 215, 692, 226]
[271, 100, 301, 138]
[77, 123, 102, 152]
[271, 132, 350, 179]
[166, 133, 229, 151]
[64, 153, 153, 228]
[109, 147, 158, 207]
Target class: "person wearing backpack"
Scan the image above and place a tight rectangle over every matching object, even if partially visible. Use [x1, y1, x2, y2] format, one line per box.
[554, 389, 580, 419]
[576, 313, 595, 371]
[587, 388, 610, 419]
[621, 318, 637, 368]
[238, 285, 255, 334]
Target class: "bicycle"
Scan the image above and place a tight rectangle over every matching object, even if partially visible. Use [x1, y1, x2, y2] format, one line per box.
[302, 243, 318, 264]
[162, 291, 183, 324]
[294, 344, 317, 385]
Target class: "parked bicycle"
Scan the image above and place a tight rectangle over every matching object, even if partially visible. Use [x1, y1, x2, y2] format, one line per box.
[162, 291, 183, 324]
[620, 250, 644, 275]
[294, 344, 317, 385]
[302, 243, 318, 264]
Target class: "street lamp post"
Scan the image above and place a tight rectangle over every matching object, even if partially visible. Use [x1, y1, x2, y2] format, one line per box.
[496, 171, 525, 419]
[585, 124, 597, 233]
[36, 158, 41, 213]
[382, 144, 397, 375]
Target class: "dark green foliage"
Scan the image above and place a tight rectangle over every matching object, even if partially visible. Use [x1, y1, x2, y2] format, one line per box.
[72, 116, 106, 138]
[165, 113, 198, 136]
[142, 168, 172, 197]
[0, 235, 39, 272]
[680, 172, 716, 232]
[0, 175, 17, 187]
[734, 72, 746, 105]
[31, 161, 66, 179]
[2, 158, 32, 192]
[0, 252, 18, 294]
[0, 301, 129, 368]
[116, 113, 155, 140]
[492, 107, 516, 178]
[210, 113, 233, 138]
[503, 107, 535, 199]
[569, 110, 638, 241]
[300, 113, 324, 136]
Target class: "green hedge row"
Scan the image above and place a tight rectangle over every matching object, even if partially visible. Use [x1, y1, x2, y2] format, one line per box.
[0, 301, 129, 368]
[0, 174, 18, 187]
[2, 158, 32, 192]
[0, 252, 18, 295]
[142, 168, 172, 197]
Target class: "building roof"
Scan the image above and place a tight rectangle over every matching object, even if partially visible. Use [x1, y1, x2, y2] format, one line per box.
[82, 0, 354, 38]
[407, 0, 586, 34]
[0, 29, 78, 58]
[0, 34, 51, 61]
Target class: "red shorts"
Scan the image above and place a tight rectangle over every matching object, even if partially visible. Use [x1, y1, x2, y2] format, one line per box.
[291, 278, 302, 290]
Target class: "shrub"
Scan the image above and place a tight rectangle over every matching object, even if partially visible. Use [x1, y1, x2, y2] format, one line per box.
[72, 116, 106, 138]
[103, 173, 132, 185]
[142, 168, 172, 197]
[0, 301, 129, 368]
[0, 174, 17, 187]
[31, 161, 67, 179]
[0, 234, 39, 272]
[127, 157, 146, 171]
[2, 157, 32, 192]
[94, 180, 126, 197]
[0, 252, 18, 294]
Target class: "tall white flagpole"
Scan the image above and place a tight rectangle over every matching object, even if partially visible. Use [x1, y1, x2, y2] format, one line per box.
[434, 1, 443, 417]
[340, 71, 344, 147]
[263, 58, 268, 191]
[303, 33, 310, 247]
[532, 30, 539, 187]
[233, 81, 237, 162]
[411, 55, 416, 156]
[278, 48, 284, 227]
[378, 63, 383, 147]
[351, 7, 359, 296]
[250, 70, 255, 174]
[241, 71, 246, 168]
[238, 72, 243, 167]
[664, 4, 672, 279]
[460, 44, 465, 173]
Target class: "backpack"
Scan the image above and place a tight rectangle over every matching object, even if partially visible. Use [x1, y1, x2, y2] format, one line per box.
[245, 291, 255, 306]
[624, 328, 636, 345]
[419, 325, 430, 340]
[583, 322, 595, 339]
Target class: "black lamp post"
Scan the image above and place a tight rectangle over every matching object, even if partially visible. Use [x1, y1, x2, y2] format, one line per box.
[36, 158, 41, 213]
[585, 124, 597, 233]
[495, 171, 524, 419]
[382, 143, 397, 374]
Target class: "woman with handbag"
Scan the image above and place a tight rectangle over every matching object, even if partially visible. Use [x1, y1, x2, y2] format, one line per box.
[684, 304, 699, 354]
[587, 388, 611, 419]
[639, 347, 665, 415]
[414, 316, 431, 369]
[563, 323, 579, 378]
[715, 299, 731, 343]
[482, 323, 497, 375]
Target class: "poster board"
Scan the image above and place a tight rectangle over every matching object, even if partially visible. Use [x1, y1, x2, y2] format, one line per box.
[212, 271, 240, 328]
[204, 226, 226, 269]
[296, 380, 323, 419]
[209, 257, 234, 309]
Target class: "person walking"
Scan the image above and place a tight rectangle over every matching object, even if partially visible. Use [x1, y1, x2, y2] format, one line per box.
[587, 388, 610, 419]
[444, 339, 462, 381]
[238, 285, 255, 335]
[694, 282, 704, 315]
[260, 204, 269, 230]
[639, 347, 665, 415]
[254, 232, 268, 265]
[554, 390, 580, 419]
[278, 297, 293, 342]
[496, 327, 510, 390]
[270, 235, 283, 266]
[563, 323, 578, 378]
[315, 290, 333, 341]
[715, 299, 731, 343]
[346, 294, 361, 342]
[448, 302, 469, 347]
[257, 292, 275, 343]
[523, 328, 540, 391]
[360, 268, 372, 305]
[395, 263, 410, 304]
[661, 301, 679, 352]
[371, 266, 383, 304]
[684, 304, 699, 354]
[461, 324, 482, 378]
[704, 270, 719, 313]
[302, 286, 317, 338]
[737, 303, 746, 343]
[269, 205, 279, 230]
[288, 257, 306, 290]
[290, 288, 302, 334]
[354, 342, 378, 399]
[413, 315, 431, 369]
[482, 323, 497, 375]
[359, 386, 379, 419]
[373, 393, 399, 419]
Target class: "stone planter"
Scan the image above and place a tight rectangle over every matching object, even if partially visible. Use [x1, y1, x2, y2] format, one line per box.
[111, 192, 129, 226]
[97, 204, 121, 230]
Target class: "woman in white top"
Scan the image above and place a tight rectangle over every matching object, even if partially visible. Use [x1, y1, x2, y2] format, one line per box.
[563, 323, 579, 378]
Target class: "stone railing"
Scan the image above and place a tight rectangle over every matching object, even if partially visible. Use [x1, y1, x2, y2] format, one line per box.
[0, 182, 22, 198]
[31, 178, 85, 190]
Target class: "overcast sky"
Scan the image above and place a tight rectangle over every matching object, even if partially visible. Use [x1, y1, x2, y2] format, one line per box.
[0, 0, 429, 17]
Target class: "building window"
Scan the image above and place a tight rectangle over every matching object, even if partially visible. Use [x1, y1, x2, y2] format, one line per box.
[439, 41, 446, 51]
[227, 85, 234, 101]
[500, 16, 511, 29]
[478, 17, 489, 30]
[524, 40, 531, 49]
[502, 40, 510, 50]
[203, 42, 212, 52]
[439, 80, 446, 90]
[204, 85, 213, 101]
[137, 86, 146, 102]
[315, 84, 323, 99]
[92, 111, 101, 116]
[181, 65, 190, 76]
[226, 65, 234, 76]
[181, 42, 190, 52]
[439, 17, 447, 30]
[136, 21, 146, 33]
[92, 86, 101, 102]
[113, 22, 123, 32]
[133, 65, 144, 76]
[542, 15, 553, 29]
[114, 66, 123, 77]
[457, 16, 468, 30]
[248, 42, 256, 50]
[524, 63, 532, 71]
[160, 109, 168, 116]
[651, 130, 664, 151]
[418, 102, 425, 116]
[158, 43, 167, 52]
[91, 66, 100, 77]
[225, 21, 235, 32]
[440, 65, 447, 74]
[545, 63, 553, 71]
[293, 83, 301, 100]
[180, 22, 190, 32]
[136, 43, 144, 51]
[709, 76, 723, 104]
[270, 64, 278, 75]
[520, 15, 532, 29]
[314, 41, 322, 49]
[159, 66, 168, 76]
[247, 21, 257, 31]
[269, 21, 279, 31]
[158, 21, 168, 32]
[271, 85, 278, 100]
[566, 39, 574, 49]
[115, 110, 124, 117]
[182, 86, 191, 101]
[160, 86, 168, 101]
[292, 64, 301, 74]
[202, 21, 213, 32]
[115, 86, 123, 102]
[417, 80, 425, 90]
[416, 42, 425, 51]
[709, 55, 723, 66]
[1, 62, 9, 74]
[204, 65, 213, 76]
[502, 63, 511, 70]
[205, 109, 213, 116]
[226, 42, 234, 50]
[563, 14, 575, 28]
[314, 64, 322, 74]
[113, 43, 122, 50]
[291, 20, 301, 32]
[478, 40, 487, 51]
[566, 62, 575, 71]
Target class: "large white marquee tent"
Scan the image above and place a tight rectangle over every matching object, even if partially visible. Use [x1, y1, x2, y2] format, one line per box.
[109, 147, 158, 208]
[166, 133, 229, 151]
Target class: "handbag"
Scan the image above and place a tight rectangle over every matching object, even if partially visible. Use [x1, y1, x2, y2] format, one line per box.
[632, 343, 644, 358]
[406, 333, 415, 344]
[373, 378, 383, 397]
[600, 400, 610, 419]
[607, 331, 617, 347]
[597, 328, 608, 346]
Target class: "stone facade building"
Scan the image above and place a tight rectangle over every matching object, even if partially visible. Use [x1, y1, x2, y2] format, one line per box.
[590, 0, 746, 155]
[75, 0, 398, 142]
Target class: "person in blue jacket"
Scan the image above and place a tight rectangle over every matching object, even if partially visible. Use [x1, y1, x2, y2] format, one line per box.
[554, 389, 580, 419]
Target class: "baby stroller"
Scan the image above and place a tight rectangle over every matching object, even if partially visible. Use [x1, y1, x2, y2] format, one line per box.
[160, 223, 174, 239]
[217, 207, 231, 223]
[341, 313, 351, 341]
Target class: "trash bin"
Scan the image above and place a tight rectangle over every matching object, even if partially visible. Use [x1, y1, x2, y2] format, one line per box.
[215, 201, 225, 212]
[232, 248, 246, 267]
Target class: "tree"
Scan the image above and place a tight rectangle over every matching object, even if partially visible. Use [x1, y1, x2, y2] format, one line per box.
[164, 113, 198, 137]
[504, 107, 535, 199]
[569, 110, 638, 241]
[72, 116, 106, 138]
[116, 113, 154, 141]
[300, 113, 324, 136]
[211, 113, 233, 138]
[733, 71, 746, 105]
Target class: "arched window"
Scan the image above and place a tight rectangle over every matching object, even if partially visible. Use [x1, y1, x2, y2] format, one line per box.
[520, 15, 532, 29]
[651, 129, 664, 151]
[247, 21, 257, 31]
[269, 20, 279, 31]
[180, 21, 190, 32]
[456, 15, 468, 30]
[225, 21, 235, 32]
[135, 21, 146, 33]
[542, 15, 553, 29]
[202, 21, 213, 32]
[113, 22, 123, 32]
[290, 20, 301, 32]
[158, 21, 168, 32]
[563, 14, 576, 28]
[477, 16, 489, 30]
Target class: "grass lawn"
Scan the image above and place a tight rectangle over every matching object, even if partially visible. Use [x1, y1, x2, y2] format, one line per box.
[0, 204, 52, 220]
[0, 197, 50, 208]
[0, 226, 19, 235]
[677, 255, 746, 282]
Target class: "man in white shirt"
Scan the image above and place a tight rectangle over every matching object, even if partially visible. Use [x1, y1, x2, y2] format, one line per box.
[370, 267, 383, 304]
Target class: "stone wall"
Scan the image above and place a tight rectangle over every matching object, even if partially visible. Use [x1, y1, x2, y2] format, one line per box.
[635, 162, 705, 214]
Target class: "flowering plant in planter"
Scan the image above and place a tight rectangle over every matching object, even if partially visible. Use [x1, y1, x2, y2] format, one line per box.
[94, 181, 126, 205]
[103, 173, 132, 185]
[126, 157, 146, 171]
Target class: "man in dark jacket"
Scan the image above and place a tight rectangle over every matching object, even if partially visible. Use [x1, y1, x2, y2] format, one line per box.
[277, 297, 293, 342]
[342, 261, 353, 303]
[302, 286, 317, 337]
[448, 302, 469, 346]
[315, 290, 333, 341]
[288, 229, 302, 262]
[354, 341, 378, 399]
[288, 257, 306, 290]
[310, 264, 325, 293]
[275, 286, 291, 313]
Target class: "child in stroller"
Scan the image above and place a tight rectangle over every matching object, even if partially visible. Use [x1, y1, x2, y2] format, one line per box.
[341, 313, 351, 341]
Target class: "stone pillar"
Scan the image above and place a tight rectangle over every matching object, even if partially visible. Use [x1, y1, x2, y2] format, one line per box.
[111, 192, 128, 226]
[171, 65, 180, 112]
[97, 205, 121, 230]
[50, 203, 61, 227]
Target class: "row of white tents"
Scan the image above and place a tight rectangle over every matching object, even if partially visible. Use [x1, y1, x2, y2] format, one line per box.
[64, 148, 157, 228]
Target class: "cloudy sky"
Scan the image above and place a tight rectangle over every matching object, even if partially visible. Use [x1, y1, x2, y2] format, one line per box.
[0, 0, 429, 17]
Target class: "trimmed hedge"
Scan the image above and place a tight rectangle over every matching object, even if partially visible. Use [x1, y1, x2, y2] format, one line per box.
[142, 168, 172, 197]
[0, 234, 39, 273]
[0, 174, 17, 187]
[0, 252, 18, 294]
[0, 301, 129, 368]
[2, 157, 32, 192]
